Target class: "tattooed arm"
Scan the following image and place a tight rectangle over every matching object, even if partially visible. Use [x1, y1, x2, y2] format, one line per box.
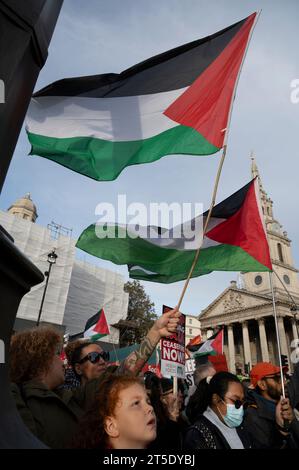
[118, 307, 180, 376]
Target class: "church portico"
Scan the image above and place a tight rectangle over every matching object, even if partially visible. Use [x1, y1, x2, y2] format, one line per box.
[202, 313, 299, 373]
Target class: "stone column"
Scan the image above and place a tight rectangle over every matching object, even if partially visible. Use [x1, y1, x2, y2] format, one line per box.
[258, 318, 270, 363]
[201, 329, 207, 341]
[242, 321, 252, 368]
[291, 318, 299, 341]
[227, 324, 236, 373]
[277, 316, 290, 362]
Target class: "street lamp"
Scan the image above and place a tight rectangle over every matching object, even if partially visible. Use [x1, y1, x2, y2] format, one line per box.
[36, 249, 58, 326]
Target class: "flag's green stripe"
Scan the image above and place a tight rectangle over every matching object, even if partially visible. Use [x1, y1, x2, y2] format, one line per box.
[194, 350, 218, 358]
[76, 224, 271, 284]
[129, 244, 271, 284]
[89, 333, 106, 341]
[27, 125, 219, 181]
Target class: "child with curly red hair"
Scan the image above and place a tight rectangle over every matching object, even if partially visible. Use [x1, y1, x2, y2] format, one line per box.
[72, 374, 156, 449]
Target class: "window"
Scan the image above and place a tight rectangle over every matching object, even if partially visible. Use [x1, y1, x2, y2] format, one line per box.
[189, 329, 192, 335]
[189, 318, 193, 325]
[255, 275, 263, 286]
[277, 243, 284, 263]
[283, 274, 290, 285]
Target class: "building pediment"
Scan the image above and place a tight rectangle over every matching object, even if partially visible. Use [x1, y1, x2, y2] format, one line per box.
[199, 287, 273, 321]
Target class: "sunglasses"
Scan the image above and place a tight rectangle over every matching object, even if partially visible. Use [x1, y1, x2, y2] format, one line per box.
[78, 351, 110, 364]
[223, 397, 245, 409]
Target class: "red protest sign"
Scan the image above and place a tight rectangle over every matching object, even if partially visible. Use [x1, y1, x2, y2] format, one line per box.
[161, 305, 185, 379]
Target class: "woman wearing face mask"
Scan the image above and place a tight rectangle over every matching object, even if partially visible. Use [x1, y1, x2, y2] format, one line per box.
[184, 372, 251, 449]
[71, 375, 157, 449]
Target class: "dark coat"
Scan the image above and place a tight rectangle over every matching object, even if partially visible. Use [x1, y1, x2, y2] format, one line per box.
[288, 362, 299, 410]
[243, 390, 299, 449]
[150, 418, 184, 450]
[184, 414, 251, 450]
[11, 377, 102, 449]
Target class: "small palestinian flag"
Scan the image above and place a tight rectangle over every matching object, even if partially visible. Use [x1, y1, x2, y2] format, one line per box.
[26, 13, 257, 181]
[186, 334, 202, 352]
[193, 329, 224, 358]
[76, 178, 273, 283]
[83, 309, 110, 341]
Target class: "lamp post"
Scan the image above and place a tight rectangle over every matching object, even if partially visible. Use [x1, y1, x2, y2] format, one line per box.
[36, 249, 58, 326]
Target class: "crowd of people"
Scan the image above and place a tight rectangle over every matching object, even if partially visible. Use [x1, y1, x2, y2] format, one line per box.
[8, 308, 299, 449]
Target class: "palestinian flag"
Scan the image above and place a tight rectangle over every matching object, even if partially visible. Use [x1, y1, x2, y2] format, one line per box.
[26, 13, 257, 181]
[193, 329, 224, 357]
[186, 334, 202, 352]
[76, 178, 273, 283]
[83, 309, 110, 340]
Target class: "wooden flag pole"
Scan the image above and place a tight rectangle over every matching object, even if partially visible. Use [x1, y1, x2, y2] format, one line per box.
[177, 144, 227, 310]
[269, 272, 286, 398]
[173, 147, 227, 399]
[173, 12, 261, 393]
[176, 11, 261, 311]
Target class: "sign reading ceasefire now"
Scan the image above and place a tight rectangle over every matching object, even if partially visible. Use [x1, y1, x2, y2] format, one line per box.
[160, 305, 185, 379]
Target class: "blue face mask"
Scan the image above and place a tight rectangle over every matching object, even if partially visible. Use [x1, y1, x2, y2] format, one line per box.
[219, 403, 244, 428]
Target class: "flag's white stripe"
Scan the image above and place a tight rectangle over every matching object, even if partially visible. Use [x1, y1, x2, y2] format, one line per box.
[84, 325, 97, 338]
[129, 266, 157, 275]
[26, 88, 187, 141]
[196, 339, 214, 354]
[119, 216, 225, 251]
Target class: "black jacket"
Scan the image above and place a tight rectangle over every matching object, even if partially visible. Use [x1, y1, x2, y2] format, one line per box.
[184, 414, 251, 450]
[288, 362, 299, 410]
[243, 390, 299, 449]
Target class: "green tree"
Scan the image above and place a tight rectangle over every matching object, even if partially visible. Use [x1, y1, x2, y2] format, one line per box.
[120, 280, 157, 347]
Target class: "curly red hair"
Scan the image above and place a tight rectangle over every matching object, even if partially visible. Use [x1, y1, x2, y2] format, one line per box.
[10, 327, 62, 383]
[71, 374, 144, 449]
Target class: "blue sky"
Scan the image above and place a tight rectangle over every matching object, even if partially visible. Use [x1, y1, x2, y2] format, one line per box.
[1, 0, 299, 317]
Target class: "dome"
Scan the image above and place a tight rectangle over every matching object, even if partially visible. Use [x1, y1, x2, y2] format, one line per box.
[7, 193, 38, 222]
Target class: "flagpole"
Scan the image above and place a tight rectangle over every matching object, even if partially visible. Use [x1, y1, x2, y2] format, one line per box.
[176, 12, 261, 311]
[174, 146, 227, 400]
[177, 144, 227, 310]
[174, 12, 261, 397]
[269, 272, 286, 398]
[111, 341, 120, 364]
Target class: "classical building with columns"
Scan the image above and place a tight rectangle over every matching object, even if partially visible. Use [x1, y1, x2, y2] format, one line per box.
[199, 160, 299, 373]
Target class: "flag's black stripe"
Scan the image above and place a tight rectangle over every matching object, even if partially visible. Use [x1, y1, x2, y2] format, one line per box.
[205, 179, 254, 220]
[34, 18, 246, 98]
[84, 310, 101, 332]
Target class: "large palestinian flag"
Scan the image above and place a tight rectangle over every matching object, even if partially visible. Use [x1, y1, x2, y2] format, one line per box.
[26, 13, 257, 181]
[76, 178, 273, 283]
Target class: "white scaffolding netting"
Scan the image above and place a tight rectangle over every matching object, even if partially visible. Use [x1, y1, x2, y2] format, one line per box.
[0, 211, 128, 342]
[64, 260, 128, 342]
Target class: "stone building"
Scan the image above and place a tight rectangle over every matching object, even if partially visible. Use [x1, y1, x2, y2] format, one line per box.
[199, 159, 299, 373]
[1, 194, 128, 343]
[185, 315, 201, 347]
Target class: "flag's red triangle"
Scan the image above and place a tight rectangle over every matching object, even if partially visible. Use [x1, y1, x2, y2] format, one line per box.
[93, 309, 110, 335]
[211, 329, 223, 355]
[206, 179, 272, 270]
[164, 13, 257, 148]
